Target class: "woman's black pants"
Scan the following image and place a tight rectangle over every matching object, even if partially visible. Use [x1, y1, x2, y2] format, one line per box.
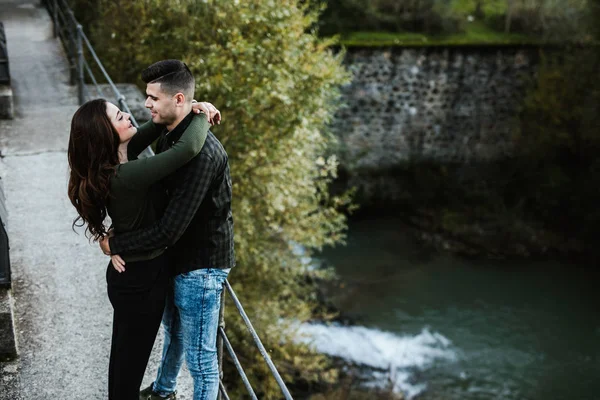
[106, 253, 169, 400]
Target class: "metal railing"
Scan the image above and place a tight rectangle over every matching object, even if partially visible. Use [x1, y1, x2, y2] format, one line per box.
[44, 1, 294, 398]
[220, 280, 294, 400]
[47, 0, 137, 116]
[45, 0, 153, 155]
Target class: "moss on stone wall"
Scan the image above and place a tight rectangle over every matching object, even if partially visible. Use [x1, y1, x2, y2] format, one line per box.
[339, 23, 537, 47]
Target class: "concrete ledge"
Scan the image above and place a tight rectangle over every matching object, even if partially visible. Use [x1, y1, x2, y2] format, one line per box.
[0, 359, 22, 400]
[0, 288, 17, 360]
[0, 85, 14, 119]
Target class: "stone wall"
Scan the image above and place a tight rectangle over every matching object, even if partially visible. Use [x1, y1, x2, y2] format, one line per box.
[334, 46, 539, 173]
[331, 45, 542, 204]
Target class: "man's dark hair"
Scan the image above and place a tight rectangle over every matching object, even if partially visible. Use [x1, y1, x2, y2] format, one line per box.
[142, 59, 195, 100]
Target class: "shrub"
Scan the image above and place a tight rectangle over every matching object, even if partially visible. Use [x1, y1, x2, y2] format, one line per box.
[513, 47, 600, 244]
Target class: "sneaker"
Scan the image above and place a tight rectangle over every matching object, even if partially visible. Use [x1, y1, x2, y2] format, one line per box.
[139, 383, 177, 400]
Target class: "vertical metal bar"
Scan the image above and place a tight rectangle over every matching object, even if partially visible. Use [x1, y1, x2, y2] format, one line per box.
[52, 0, 58, 38]
[217, 290, 225, 400]
[224, 280, 294, 400]
[67, 16, 76, 85]
[218, 381, 231, 400]
[219, 328, 258, 400]
[76, 24, 85, 104]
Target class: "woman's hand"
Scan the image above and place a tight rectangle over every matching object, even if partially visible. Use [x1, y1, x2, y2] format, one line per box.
[111, 254, 126, 273]
[99, 233, 111, 255]
[191, 100, 221, 126]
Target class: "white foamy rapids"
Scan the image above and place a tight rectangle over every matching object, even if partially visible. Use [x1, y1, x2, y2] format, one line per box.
[297, 323, 457, 399]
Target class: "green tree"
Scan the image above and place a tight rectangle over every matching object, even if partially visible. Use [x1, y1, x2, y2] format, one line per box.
[319, 0, 463, 35]
[72, 0, 353, 397]
[511, 0, 600, 248]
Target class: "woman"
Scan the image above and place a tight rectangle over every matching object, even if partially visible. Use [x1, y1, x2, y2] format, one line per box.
[67, 98, 215, 399]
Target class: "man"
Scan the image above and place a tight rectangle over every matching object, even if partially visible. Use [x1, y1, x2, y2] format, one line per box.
[101, 59, 235, 400]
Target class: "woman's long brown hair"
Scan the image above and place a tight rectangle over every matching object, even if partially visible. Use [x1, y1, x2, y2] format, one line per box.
[67, 99, 120, 241]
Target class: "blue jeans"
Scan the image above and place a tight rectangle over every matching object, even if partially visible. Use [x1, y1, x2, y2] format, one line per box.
[152, 268, 230, 400]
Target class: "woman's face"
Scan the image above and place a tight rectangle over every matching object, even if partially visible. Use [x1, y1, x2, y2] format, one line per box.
[105, 102, 137, 143]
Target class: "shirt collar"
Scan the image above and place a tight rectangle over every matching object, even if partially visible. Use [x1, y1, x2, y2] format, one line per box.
[164, 111, 195, 143]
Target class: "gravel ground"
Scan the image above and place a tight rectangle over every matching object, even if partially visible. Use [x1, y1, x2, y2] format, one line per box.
[0, 1, 194, 398]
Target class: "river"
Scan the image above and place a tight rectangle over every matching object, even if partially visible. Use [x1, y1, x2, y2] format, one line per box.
[309, 215, 600, 400]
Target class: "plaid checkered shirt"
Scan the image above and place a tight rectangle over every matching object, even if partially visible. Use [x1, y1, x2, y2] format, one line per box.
[109, 112, 235, 274]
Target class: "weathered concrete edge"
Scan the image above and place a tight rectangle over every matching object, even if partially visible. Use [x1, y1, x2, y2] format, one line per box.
[0, 287, 18, 360]
[0, 84, 14, 120]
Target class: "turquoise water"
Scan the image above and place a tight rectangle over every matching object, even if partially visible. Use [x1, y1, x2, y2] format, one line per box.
[318, 216, 600, 400]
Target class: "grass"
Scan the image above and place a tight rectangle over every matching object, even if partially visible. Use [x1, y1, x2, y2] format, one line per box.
[338, 21, 539, 47]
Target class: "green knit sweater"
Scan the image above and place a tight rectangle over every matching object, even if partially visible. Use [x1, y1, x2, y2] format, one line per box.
[107, 114, 209, 262]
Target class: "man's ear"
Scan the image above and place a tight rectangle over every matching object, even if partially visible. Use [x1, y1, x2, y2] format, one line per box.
[174, 92, 186, 106]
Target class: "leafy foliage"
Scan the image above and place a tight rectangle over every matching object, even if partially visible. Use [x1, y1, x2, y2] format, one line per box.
[384, 0, 600, 258]
[501, 2, 600, 247]
[318, 0, 463, 36]
[71, 0, 353, 397]
[318, 0, 591, 44]
[513, 47, 600, 244]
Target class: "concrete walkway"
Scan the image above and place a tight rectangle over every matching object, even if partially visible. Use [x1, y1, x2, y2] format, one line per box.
[0, 0, 193, 397]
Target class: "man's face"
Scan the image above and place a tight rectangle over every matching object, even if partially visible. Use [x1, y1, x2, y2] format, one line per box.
[145, 82, 177, 126]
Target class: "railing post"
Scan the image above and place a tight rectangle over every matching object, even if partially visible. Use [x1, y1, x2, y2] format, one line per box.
[217, 289, 225, 400]
[76, 24, 85, 105]
[68, 18, 76, 85]
[52, 0, 58, 38]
